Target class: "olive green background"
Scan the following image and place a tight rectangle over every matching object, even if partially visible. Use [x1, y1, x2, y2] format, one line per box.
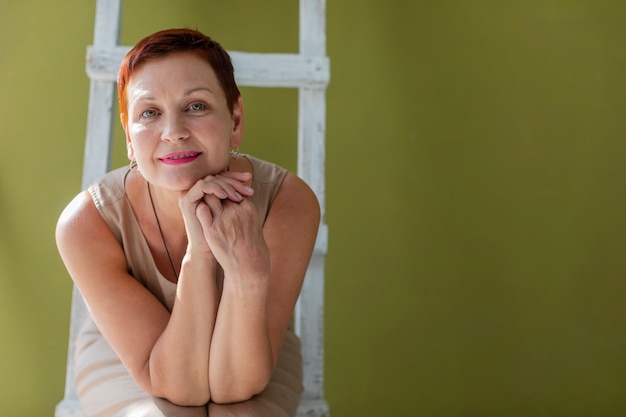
[2, 1, 626, 416]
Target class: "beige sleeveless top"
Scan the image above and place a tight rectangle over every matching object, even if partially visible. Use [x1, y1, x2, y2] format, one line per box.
[74, 155, 303, 417]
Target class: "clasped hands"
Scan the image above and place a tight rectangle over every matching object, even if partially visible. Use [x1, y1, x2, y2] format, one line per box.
[178, 170, 269, 277]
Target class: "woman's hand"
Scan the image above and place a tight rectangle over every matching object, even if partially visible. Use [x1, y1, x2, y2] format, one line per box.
[189, 171, 269, 280]
[198, 193, 270, 280]
[178, 171, 254, 257]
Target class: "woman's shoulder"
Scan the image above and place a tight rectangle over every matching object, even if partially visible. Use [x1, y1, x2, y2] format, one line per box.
[58, 167, 125, 223]
[57, 167, 130, 247]
[244, 155, 288, 185]
[56, 186, 115, 260]
[88, 166, 130, 209]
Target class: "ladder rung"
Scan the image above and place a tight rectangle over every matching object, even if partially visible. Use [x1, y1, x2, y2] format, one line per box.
[86, 46, 330, 88]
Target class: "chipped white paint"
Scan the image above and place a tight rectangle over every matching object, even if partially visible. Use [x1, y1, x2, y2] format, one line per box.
[56, 0, 329, 416]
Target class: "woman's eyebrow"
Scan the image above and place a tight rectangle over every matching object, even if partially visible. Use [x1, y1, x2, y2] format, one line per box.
[130, 87, 215, 104]
[129, 87, 155, 103]
[184, 87, 215, 96]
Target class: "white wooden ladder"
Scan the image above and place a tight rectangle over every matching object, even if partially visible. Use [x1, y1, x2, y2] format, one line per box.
[55, 1, 329, 416]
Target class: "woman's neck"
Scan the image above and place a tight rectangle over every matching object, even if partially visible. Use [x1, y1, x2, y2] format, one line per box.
[145, 180, 187, 238]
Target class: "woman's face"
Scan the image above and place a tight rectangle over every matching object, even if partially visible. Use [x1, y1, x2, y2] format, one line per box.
[125, 51, 243, 191]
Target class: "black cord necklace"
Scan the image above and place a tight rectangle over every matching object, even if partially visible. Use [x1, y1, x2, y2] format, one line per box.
[146, 181, 179, 282]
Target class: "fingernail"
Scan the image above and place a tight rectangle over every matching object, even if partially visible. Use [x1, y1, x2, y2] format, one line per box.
[244, 186, 254, 194]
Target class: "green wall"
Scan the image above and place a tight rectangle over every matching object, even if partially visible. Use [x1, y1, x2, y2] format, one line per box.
[2, 1, 626, 416]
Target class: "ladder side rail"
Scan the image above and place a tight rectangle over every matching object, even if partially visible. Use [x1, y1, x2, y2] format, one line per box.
[300, 0, 327, 57]
[296, 87, 328, 408]
[295, 1, 329, 416]
[56, 1, 122, 416]
[92, 0, 123, 48]
[56, 79, 117, 417]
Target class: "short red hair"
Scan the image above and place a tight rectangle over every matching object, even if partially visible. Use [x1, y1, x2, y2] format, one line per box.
[117, 28, 241, 128]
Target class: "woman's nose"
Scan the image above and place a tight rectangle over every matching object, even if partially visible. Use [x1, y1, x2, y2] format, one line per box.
[161, 113, 190, 142]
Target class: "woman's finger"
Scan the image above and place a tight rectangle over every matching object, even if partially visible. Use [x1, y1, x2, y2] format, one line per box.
[220, 170, 253, 184]
[202, 194, 224, 219]
[220, 172, 255, 196]
[199, 174, 254, 202]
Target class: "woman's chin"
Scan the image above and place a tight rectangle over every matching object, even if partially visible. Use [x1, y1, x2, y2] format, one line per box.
[154, 174, 199, 192]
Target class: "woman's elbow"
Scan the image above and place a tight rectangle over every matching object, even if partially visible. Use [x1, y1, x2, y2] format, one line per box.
[210, 390, 256, 405]
[160, 390, 210, 407]
[209, 379, 268, 405]
[143, 375, 210, 406]
[141, 363, 211, 406]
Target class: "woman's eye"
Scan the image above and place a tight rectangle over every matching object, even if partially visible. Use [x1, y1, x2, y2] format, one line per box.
[189, 102, 207, 111]
[141, 109, 158, 118]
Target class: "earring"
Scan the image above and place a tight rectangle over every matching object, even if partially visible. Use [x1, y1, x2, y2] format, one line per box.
[129, 160, 139, 173]
[230, 147, 242, 159]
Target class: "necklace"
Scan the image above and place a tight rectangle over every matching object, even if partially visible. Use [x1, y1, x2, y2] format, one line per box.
[146, 181, 178, 282]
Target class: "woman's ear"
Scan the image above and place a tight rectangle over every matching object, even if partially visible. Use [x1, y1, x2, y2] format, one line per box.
[229, 96, 244, 148]
[125, 132, 135, 161]
[122, 115, 135, 161]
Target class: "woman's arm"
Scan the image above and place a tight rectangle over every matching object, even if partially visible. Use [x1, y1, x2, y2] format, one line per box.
[203, 173, 320, 403]
[56, 170, 318, 405]
[56, 184, 229, 406]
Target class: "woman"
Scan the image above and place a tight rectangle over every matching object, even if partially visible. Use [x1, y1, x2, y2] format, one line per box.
[56, 28, 320, 417]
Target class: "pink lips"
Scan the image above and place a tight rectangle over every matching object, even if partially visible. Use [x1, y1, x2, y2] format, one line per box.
[159, 151, 202, 165]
